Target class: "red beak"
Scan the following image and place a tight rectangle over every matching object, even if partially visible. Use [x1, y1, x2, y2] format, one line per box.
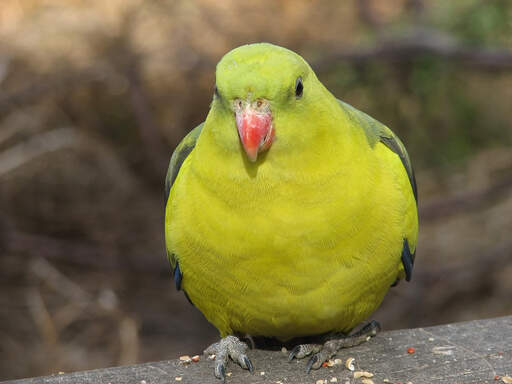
[235, 108, 274, 162]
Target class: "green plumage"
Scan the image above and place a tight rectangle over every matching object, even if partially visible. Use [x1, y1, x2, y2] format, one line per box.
[165, 43, 418, 340]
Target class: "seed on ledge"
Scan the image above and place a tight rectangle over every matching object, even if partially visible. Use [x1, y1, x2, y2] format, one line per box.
[354, 371, 374, 379]
[179, 355, 192, 364]
[345, 357, 355, 371]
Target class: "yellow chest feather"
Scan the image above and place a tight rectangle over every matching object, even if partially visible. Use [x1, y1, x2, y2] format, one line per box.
[166, 141, 415, 340]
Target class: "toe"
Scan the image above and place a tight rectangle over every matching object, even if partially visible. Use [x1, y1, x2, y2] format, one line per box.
[204, 341, 220, 356]
[214, 361, 226, 382]
[306, 354, 321, 373]
[288, 343, 322, 360]
[288, 345, 301, 361]
[238, 355, 254, 373]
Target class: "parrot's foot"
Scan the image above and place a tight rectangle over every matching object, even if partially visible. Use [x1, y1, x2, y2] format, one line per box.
[288, 320, 381, 373]
[204, 335, 254, 382]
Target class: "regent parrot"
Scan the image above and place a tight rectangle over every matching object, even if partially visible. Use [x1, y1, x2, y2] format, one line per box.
[164, 43, 418, 380]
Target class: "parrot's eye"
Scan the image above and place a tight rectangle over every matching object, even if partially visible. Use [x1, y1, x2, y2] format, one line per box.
[295, 77, 303, 98]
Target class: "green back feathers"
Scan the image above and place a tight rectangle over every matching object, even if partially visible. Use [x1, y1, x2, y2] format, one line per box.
[165, 123, 203, 204]
[165, 123, 203, 274]
[338, 100, 418, 203]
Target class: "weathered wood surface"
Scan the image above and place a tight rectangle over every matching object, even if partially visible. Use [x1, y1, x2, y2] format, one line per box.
[5, 316, 512, 384]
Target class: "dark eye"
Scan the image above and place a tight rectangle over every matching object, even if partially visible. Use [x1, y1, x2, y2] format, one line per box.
[295, 77, 303, 98]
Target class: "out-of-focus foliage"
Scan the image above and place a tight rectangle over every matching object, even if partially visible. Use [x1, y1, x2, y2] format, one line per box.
[1, 0, 511, 380]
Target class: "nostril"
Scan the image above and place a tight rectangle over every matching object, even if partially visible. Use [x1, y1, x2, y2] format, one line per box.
[238, 101, 243, 108]
[256, 100, 262, 108]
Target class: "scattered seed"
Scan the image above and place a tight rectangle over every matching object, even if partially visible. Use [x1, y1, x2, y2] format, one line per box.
[432, 346, 454, 356]
[208, 354, 216, 360]
[345, 357, 355, 371]
[354, 371, 374, 378]
[179, 355, 192, 363]
[58, 372, 65, 375]
[330, 377, 338, 383]
[175, 377, 182, 382]
[191, 355, 200, 362]
[316, 380, 325, 384]
[226, 372, 232, 377]
[428, 337, 434, 341]
[334, 358, 342, 365]
[281, 347, 288, 354]
[140, 381, 146, 384]
[260, 371, 265, 376]
[407, 382, 413, 384]
[383, 380, 391, 383]
[502, 376, 512, 384]
[407, 347, 415, 354]
[361, 379, 374, 384]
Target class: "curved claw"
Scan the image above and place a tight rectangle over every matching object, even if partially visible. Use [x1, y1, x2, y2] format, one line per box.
[242, 355, 254, 373]
[306, 354, 319, 374]
[214, 362, 226, 382]
[288, 345, 301, 362]
[370, 320, 381, 334]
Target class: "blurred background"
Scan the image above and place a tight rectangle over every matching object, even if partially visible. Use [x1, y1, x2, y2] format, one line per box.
[1, 0, 512, 380]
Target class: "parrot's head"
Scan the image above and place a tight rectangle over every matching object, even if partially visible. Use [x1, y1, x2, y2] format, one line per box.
[212, 43, 327, 163]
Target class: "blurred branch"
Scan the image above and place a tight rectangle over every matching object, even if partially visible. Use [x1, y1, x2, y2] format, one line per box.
[0, 124, 23, 147]
[356, 0, 383, 31]
[0, 55, 9, 86]
[30, 258, 92, 302]
[314, 28, 512, 72]
[26, 288, 58, 346]
[118, 317, 139, 366]
[0, 128, 78, 177]
[127, 64, 169, 172]
[405, 0, 426, 22]
[0, 67, 110, 115]
[5, 229, 165, 273]
[420, 174, 512, 221]
[28, 257, 139, 365]
[115, 12, 169, 178]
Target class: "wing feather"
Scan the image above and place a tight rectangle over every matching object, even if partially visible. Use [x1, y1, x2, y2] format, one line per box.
[164, 123, 203, 292]
[338, 100, 418, 280]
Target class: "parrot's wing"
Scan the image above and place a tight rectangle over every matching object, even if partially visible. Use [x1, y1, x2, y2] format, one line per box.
[164, 123, 203, 293]
[338, 100, 417, 281]
[338, 100, 417, 203]
[165, 122, 204, 203]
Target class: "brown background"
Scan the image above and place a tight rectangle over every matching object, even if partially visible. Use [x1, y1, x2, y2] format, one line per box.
[1, 0, 512, 380]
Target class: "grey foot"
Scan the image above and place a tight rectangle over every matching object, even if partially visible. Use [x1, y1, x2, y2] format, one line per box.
[204, 335, 254, 382]
[288, 320, 381, 373]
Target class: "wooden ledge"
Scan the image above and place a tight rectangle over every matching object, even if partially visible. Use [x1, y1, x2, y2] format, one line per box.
[5, 316, 512, 384]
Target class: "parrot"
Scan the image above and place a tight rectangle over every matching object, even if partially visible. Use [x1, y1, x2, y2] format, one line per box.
[164, 43, 418, 380]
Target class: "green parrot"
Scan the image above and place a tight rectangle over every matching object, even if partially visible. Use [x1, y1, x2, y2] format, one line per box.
[164, 43, 418, 380]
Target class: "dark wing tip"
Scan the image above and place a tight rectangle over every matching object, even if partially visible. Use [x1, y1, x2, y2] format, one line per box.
[173, 262, 182, 291]
[379, 135, 418, 204]
[401, 238, 415, 282]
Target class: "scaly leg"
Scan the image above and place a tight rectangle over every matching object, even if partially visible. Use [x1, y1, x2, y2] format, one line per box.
[204, 336, 254, 382]
[288, 320, 381, 373]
